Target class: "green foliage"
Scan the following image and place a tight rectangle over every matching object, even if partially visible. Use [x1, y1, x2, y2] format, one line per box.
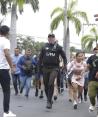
[50, 0, 89, 35]
[17, 34, 44, 55]
[0, 0, 39, 15]
[81, 27, 98, 52]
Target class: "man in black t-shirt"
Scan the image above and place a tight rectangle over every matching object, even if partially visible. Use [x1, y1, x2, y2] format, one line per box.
[87, 47, 98, 112]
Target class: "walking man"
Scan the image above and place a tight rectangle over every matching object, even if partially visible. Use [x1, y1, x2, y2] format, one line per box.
[39, 34, 67, 109]
[18, 48, 34, 98]
[11, 48, 21, 95]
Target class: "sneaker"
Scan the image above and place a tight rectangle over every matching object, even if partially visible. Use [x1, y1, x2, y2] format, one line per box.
[69, 99, 72, 102]
[73, 101, 77, 109]
[89, 105, 95, 112]
[61, 89, 64, 93]
[35, 89, 38, 97]
[3, 111, 16, 117]
[25, 94, 28, 98]
[39, 91, 43, 99]
[74, 104, 77, 109]
[84, 96, 87, 101]
[78, 98, 82, 103]
[54, 96, 57, 101]
[20, 88, 23, 94]
[46, 101, 52, 109]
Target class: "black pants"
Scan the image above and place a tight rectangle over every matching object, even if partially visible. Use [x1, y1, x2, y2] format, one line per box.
[0, 69, 10, 113]
[43, 68, 58, 102]
[12, 74, 20, 94]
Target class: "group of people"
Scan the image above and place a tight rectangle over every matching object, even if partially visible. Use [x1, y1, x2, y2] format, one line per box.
[67, 46, 98, 112]
[1, 24, 98, 117]
[0, 25, 67, 117]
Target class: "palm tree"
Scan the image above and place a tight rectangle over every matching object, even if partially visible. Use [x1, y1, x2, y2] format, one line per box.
[81, 27, 98, 52]
[50, 0, 89, 61]
[0, 0, 39, 54]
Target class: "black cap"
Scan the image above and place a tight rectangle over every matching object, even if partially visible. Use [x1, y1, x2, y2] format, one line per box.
[48, 33, 55, 38]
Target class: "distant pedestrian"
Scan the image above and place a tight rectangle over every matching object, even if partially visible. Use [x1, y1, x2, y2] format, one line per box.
[0, 25, 16, 117]
[11, 48, 21, 95]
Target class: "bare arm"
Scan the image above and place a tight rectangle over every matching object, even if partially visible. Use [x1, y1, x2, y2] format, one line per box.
[4, 49, 13, 68]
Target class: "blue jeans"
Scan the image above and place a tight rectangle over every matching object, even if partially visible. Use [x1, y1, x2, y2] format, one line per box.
[20, 75, 32, 96]
[12, 74, 20, 94]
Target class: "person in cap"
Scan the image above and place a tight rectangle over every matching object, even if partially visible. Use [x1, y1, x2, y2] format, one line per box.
[38, 33, 67, 109]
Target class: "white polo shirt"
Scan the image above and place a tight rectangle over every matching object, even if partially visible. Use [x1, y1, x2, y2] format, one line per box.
[0, 36, 10, 69]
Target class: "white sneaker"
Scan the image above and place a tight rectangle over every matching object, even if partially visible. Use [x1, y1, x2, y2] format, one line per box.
[73, 101, 77, 109]
[3, 111, 16, 117]
[78, 98, 82, 103]
[89, 105, 95, 112]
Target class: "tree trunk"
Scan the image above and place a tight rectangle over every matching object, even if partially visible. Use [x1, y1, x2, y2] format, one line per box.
[9, 3, 17, 54]
[66, 21, 70, 62]
[63, 0, 70, 63]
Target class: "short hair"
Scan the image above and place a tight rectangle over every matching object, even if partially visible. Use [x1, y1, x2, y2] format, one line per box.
[93, 47, 98, 51]
[48, 33, 55, 38]
[0, 25, 10, 36]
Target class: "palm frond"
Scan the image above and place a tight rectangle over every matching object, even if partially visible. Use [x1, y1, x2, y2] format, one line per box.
[50, 14, 63, 32]
[71, 16, 81, 35]
[90, 27, 97, 36]
[73, 11, 89, 23]
[0, 0, 7, 15]
[17, 0, 25, 13]
[81, 35, 95, 48]
[85, 41, 93, 51]
[68, 0, 77, 11]
[51, 7, 63, 18]
[29, 0, 39, 12]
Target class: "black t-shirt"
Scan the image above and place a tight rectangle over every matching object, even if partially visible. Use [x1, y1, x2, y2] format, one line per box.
[87, 55, 98, 81]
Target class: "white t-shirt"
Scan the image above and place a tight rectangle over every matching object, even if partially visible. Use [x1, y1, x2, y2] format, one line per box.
[0, 36, 10, 69]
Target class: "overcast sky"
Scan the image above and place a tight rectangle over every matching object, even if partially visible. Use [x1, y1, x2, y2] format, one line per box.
[2, 0, 98, 48]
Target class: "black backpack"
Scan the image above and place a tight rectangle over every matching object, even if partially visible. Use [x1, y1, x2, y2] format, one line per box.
[89, 55, 98, 80]
[24, 56, 34, 76]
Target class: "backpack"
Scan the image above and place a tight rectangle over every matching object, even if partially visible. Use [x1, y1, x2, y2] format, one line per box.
[23, 56, 34, 76]
[42, 43, 59, 66]
[89, 55, 98, 80]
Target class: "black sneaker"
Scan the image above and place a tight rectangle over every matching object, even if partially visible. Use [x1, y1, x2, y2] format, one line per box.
[84, 96, 87, 101]
[54, 96, 57, 101]
[25, 94, 28, 98]
[74, 104, 77, 109]
[46, 101, 52, 109]
[61, 89, 64, 93]
[69, 99, 72, 102]
[20, 88, 23, 94]
[39, 91, 43, 99]
[35, 89, 38, 97]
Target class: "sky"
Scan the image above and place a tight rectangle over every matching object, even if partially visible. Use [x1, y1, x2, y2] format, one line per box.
[2, 0, 98, 49]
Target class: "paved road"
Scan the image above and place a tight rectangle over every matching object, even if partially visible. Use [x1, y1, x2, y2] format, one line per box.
[0, 88, 97, 117]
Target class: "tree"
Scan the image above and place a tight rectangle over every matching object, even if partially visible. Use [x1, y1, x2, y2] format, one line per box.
[17, 34, 44, 54]
[50, 0, 89, 61]
[81, 27, 98, 52]
[0, 0, 39, 54]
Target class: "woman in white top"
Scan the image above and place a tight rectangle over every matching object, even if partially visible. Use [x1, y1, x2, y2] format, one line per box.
[67, 52, 86, 109]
